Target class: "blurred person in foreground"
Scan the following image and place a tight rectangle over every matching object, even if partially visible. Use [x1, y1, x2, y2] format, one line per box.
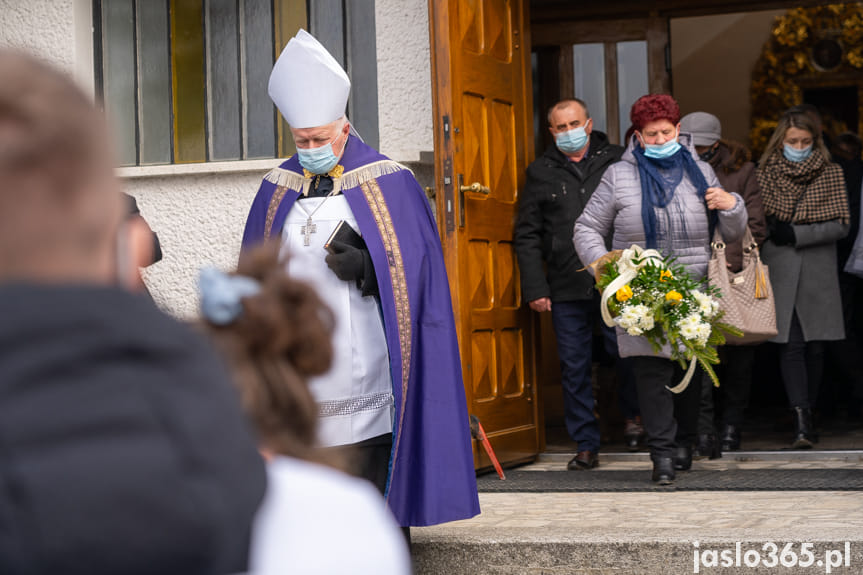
[199, 245, 411, 574]
[680, 112, 767, 455]
[241, 30, 479, 528]
[757, 108, 850, 448]
[0, 50, 265, 575]
[574, 94, 746, 484]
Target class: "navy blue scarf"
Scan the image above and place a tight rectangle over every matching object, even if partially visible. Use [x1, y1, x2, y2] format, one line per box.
[632, 145, 711, 249]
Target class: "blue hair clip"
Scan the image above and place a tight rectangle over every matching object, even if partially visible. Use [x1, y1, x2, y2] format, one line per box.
[199, 267, 261, 325]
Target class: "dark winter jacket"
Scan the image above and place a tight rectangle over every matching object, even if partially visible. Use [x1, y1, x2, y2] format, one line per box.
[706, 140, 767, 272]
[514, 131, 623, 303]
[0, 283, 266, 575]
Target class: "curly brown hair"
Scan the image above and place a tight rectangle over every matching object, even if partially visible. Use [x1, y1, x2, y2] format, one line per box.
[203, 243, 338, 465]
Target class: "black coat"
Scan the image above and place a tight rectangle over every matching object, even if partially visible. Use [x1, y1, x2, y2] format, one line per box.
[0, 284, 266, 575]
[514, 131, 623, 303]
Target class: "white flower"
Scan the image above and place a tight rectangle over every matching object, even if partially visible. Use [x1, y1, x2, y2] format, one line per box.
[692, 290, 720, 319]
[615, 304, 654, 335]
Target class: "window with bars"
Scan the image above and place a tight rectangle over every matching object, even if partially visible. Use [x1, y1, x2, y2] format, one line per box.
[93, 0, 306, 166]
[94, 0, 380, 168]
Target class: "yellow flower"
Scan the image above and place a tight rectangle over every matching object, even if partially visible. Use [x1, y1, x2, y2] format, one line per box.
[616, 285, 633, 302]
[659, 270, 673, 282]
[665, 290, 683, 304]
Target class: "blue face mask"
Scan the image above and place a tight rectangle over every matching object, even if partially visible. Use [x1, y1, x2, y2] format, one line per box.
[297, 132, 346, 174]
[783, 143, 812, 163]
[555, 124, 589, 154]
[642, 131, 681, 160]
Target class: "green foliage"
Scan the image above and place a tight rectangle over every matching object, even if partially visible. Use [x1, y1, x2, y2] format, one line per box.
[598, 252, 743, 389]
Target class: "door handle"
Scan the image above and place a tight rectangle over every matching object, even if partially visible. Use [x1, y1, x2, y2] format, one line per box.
[459, 182, 490, 195]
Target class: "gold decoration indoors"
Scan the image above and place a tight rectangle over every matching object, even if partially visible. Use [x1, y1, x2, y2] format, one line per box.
[749, 3, 863, 156]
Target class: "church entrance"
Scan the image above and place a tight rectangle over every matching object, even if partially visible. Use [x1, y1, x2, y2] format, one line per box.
[529, 0, 863, 454]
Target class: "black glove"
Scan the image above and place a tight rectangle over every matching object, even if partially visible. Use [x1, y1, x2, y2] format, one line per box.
[325, 240, 379, 297]
[325, 240, 366, 281]
[770, 218, 796, 246]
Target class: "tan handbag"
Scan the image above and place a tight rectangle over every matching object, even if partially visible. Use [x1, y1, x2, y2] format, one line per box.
[708, 226, 778, 345]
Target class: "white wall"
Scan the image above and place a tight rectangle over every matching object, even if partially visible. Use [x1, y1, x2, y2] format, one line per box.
[0, 0, 435, 318]
[375, 0, 435, 162]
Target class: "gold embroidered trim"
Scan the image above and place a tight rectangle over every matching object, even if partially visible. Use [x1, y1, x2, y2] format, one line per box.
[302, 164, 344, 179]
[266, 160, 412, 195]
[360, 178, 411, 491]
[264, 186, 288, 240]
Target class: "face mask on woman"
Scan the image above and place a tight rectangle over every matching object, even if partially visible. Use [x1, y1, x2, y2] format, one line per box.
[783, 143, 812, 163]
[639, 128, 681, 160]
[297, 130, 347, 174]
[555, 125, 589, 154]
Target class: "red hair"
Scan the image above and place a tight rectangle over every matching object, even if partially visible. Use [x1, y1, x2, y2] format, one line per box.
[630, 94, 680, 131]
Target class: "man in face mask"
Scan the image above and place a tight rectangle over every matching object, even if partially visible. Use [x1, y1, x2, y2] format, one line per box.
[241, 30, 479, 531]
[514, 99, 636, 468]
[0, 50, 266, 575]
[680, 111, 767, 456]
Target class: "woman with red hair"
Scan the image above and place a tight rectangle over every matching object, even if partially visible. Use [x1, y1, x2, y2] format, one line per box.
[574, 94, 747, 484]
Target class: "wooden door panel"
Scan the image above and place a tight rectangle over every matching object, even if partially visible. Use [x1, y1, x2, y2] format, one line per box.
[489, 100, 517, 203]
[470, 330, 496, 402]
[432, 0, 538, 471]
[484, 0, 512, 62]
[499, 328, 524, 397]
[495, 241, 519, 308]
[467, 239, 492, 310]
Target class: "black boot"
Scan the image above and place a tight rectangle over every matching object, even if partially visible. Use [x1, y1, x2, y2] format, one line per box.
[623, 417, 645, 452]
[673, 445, 692, 471]
[791, 407, 814, 449]
[651, 457, 675, 485]
[694, 433, 721, 459]
[720, 424, 741, 452]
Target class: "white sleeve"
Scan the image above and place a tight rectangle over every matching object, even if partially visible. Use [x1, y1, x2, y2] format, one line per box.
[249, 457, 411, 575]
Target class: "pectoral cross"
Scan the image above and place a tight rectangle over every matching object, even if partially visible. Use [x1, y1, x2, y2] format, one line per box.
[300, 217, 316, 246]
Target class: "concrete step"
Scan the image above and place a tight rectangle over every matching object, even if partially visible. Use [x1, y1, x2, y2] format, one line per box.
[411, 453, 863, 574]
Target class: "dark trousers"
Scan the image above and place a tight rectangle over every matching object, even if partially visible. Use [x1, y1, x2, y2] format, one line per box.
[600, 324, 640, 420]
[551, 300, 601, 453]
[632, 356, 703, 460]
[721, 345, 756, 427]
[697, 345, 756, 433]
[780, 312, 823, 409]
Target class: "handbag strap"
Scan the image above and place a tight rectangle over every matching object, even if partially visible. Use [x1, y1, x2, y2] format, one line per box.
[712, 225, 756, 253]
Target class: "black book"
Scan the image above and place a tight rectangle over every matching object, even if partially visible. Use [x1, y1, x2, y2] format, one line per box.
[324, 220, 365, 254]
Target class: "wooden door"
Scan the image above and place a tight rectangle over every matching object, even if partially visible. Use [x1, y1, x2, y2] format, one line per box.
[430, 0, 539, 470]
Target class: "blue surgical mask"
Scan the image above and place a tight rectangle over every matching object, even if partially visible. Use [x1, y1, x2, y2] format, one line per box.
[642, 131, 682, 160]
[297, 132, 347, 174]
[783, 143, 812, 163]
[555, 125, 589, 154]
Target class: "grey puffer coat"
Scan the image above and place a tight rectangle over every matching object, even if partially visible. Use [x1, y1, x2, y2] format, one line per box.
[573, 133, 748, 358]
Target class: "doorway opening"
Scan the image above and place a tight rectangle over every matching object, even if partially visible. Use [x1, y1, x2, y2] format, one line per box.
[531, 5, 863, 454]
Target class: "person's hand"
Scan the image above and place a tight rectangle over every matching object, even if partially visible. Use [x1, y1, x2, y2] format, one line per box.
[529, 297, 552, 312]
[325, 240, 366, 281]
[705, 187, 736, 211]
[770, 219, 796, 246]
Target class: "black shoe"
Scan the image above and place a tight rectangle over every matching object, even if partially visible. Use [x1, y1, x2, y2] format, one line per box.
[623, 417, 645, 452]
[720, 424, 741, 451]
[694, 433, 719, 459]
[652, 457, 675, 485]
[792, 407, 814, 449]
[567, 450, 599, 470]
[673, 445, 692, 471]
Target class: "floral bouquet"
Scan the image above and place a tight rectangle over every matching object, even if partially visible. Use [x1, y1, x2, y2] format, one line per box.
[591, 246, 743, 392]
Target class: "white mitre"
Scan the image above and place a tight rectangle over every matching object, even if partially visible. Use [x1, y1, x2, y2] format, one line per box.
[268, 29, 350, 129]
